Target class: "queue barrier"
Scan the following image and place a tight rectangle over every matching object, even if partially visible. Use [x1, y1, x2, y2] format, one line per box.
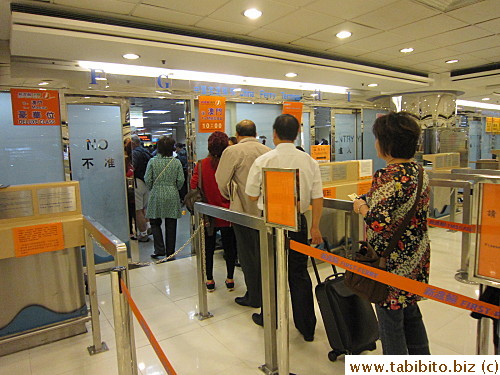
[290, 240, 500, 320]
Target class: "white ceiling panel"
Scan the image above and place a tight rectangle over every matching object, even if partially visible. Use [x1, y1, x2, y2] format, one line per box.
[356, 51, 394, 63]
[141, 0, 230, 17]
[446, 0, 500, 24]
[53, 0, 136, 15]
[375, 40, 441, 59]
[325, 44, 369, 57]
[306, 22, 381, 44]
[132, 4, 202, 25]
[290, 37, 334, 51]
[272, 0, 316, 7]
[305, 0, 398, 21]
[427, 55, 491, 69]
[262, 9, 344, 36]
[407, 62, 444, 73]
[418, 26, 493, 48]
[475, 18, 500, 33]
[448, 34, 500, 53]
[387, 48, 461, 64]
[389, 14, 468, 39]
[468, 46, 500, 60]
[206, 0, 297, 27]
[247, 28, 299, 44]
[351, 0, 439, 30]
[340, 32, 413, 51]
[195, 18, 257, 36]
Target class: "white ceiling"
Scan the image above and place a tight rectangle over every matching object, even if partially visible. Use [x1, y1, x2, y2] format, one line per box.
[2, 0, 500, 103]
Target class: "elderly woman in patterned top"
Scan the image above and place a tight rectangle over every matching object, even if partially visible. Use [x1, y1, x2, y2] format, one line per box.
[353, 112, 431, 355]
[144, 136, 185, 259]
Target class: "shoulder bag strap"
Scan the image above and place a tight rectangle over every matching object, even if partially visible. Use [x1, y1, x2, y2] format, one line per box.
[381, 166, 424, 259]
[153, 157, 175, 187]
[198, 159, 202, 190]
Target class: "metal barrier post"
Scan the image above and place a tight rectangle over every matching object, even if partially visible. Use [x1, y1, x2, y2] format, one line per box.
[276, 228, 289, 375]
[111, 267, 138, 375]
[449, 188, 457, 227]
[259, 226, 278, 375]
[194, 211, 212, 320]
[84, 229, 108, 355]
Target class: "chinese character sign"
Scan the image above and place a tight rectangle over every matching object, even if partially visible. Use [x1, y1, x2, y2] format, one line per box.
[477, 183, 500, 281]
[10, 89, 61, 126]
[282, 102, 303, 124]
[198, 96, 226, 133]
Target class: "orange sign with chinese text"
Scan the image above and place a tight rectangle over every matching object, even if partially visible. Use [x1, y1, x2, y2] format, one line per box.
[357, 180, 372, 195]
[283, 102, 303, 124]
[10, 89, 61, 126]
[477, 183, 500, 281]
[311, 145, 330, 161]
[13, 222, 65, 257]
[198, 96, 225, 133]
[264, 170, 297, 229]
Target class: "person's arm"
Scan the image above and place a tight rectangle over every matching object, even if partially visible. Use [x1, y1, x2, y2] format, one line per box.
[245, 159, 262, 201]
[215, 149, 234, 199]
[190, 162, 199, 190]
[176, 160, 185, 190]
[310, 197, 323, 245]
[144, 160, 153, 190]
[353, 198, 369, 217]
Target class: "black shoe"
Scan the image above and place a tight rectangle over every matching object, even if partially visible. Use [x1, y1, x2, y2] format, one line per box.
[235, 296, 251, 306]
[151, 253, 165, 259]
[252, 313, 263, 327]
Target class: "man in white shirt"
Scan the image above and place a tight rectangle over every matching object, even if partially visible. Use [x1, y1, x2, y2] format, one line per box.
[246, 113, 323, 342]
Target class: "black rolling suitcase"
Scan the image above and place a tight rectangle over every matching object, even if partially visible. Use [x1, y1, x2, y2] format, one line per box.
[311, 255, 379, 361]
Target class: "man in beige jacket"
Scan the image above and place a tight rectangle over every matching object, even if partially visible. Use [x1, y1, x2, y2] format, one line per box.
[216, 119, 270, 308]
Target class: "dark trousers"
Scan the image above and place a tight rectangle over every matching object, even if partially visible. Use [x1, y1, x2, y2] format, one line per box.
[233, 224, 262, 308]
[205, 226, 237, 280]
[287, 215, 317, 338]
[150, 218, 177, 256]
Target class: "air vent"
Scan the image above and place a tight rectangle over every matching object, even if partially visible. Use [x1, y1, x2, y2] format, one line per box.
[412, 0, 485, 12]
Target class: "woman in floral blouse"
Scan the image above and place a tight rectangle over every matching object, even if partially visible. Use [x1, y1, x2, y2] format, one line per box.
[145, 136, 185, 259]
[353, 112, 431, 355]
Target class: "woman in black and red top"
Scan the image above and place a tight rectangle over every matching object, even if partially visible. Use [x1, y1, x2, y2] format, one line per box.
[191, 131, 237, 291]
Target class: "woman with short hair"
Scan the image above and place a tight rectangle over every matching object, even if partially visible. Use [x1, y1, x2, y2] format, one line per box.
[353, 112, 431, 355]
[144, 136, 185, 259]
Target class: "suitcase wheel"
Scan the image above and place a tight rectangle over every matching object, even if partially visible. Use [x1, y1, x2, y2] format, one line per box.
[328, 350, 343, 362]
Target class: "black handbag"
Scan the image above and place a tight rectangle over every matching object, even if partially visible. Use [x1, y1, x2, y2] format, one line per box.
[345, 167, 423, 304]
[184, 160, 205, 214]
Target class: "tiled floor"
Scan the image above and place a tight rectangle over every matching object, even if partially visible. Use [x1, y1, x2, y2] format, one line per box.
[0, 226, 493, 375]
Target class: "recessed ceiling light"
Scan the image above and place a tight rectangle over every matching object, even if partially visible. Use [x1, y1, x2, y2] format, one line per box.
[233, 88, 242, 92]
[482, 97, 490, 101]
[445, 59, 459, 64]
[38, 82, 49, 86]
[175, 101, 184, 105]
[160, 121, 178, 125]
[84, 96, 91, 99]
[155, 90, 172, 94]
[400, 47, 414, 53]
[144, 110, 170, 114]
[122, 53, 140, 60]
[95, 77, 107, 81]
[336, 31, 352, 39]
[367, 83, 378, 87]
[285, 72, 298, 78]
[243, 8, 262, 19]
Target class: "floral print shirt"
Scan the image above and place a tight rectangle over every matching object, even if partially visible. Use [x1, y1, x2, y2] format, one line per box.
[365, 162, 431, 310]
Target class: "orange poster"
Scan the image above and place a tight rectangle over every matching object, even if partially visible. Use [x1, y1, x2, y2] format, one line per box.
[282, 102, 303, 123]
[323, 187, 336, 198]
[357, 180, 372, 195]
[311, 145, 330, 161]
[10, 89, 61, 126]
[477, 183, 500, 280]
[485, 117, 493, 133]
[494, 118, 500, 134]
[13, 222, 65, 257]
[198, 96, 225, 133]
[264, 170, 298, 229]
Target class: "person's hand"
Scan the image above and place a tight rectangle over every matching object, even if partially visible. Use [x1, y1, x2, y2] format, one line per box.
[310, 226, 323, 245]
[353, 198, 367, 214]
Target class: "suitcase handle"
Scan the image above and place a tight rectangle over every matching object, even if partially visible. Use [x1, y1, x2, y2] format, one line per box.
[310, 239, 339, 285]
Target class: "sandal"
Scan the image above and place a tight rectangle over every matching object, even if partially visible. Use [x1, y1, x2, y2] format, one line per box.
[206, 280, 215, 292]
[225, 279, 235, 291]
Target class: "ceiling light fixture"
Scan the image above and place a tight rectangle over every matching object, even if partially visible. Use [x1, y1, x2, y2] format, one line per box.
[285, 72, 298, 78]
[336, 31, 352, 39]
[175, 101, 184, 105]
[155, 90, 172, 94]
[243, 8, 262, 19]
[400, 47, 414, 53]
[123, 53, 140, 60]
[233, 88, 242, 92]
[367, 83, 378, 87]
[38, 82, 49, 86]
[456, 100, 500, 110]
[445, 59, 459, 64]
[144, 110, 170, 114]
[78, 61, 348, 94]
[160, 121, 178, 125]
[482, 97, 490, 101]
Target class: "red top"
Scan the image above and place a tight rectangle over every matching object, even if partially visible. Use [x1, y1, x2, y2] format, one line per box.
[190, 158, 230, 227]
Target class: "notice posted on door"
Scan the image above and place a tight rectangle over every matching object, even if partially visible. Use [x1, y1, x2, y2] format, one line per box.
[13, 222, 65, 257]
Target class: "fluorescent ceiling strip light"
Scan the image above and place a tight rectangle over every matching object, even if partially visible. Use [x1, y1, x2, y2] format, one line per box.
[78, 61, 348, 94]
[456, 100, 500, 111]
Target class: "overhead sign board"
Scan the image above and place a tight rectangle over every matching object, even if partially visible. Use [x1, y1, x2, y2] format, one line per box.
[198, 96, 225, 133]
